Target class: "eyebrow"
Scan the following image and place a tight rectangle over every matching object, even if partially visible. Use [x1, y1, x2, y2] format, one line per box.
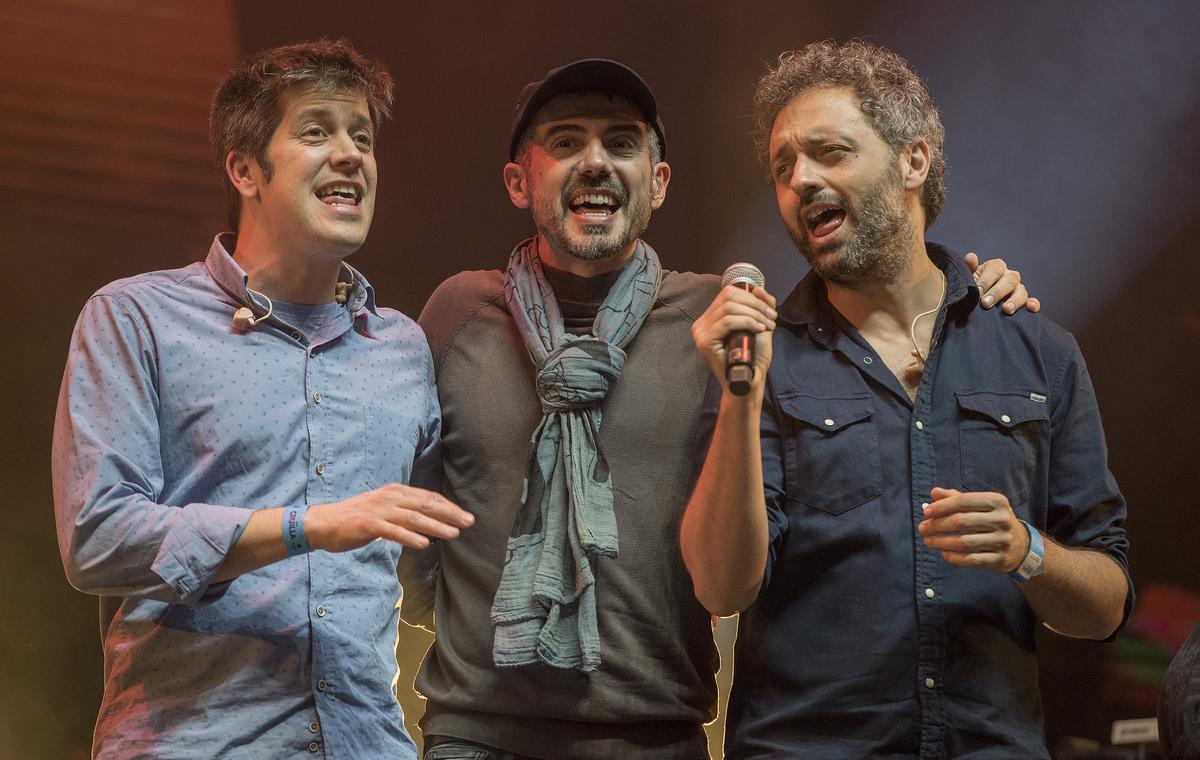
[541, 120, 645, 138]
[295, 107, 373, 131]
[772, 132, 856, 161]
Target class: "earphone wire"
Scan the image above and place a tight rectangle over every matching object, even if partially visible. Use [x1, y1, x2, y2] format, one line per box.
[909, 268, 946, 365]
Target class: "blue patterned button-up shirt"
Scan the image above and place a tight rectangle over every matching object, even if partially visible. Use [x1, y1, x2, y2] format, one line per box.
[52, 234, 439, 759]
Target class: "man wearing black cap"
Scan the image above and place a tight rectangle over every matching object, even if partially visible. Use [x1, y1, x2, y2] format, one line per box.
[400, 59, 1035, 760]
[403, 58, 721, 760]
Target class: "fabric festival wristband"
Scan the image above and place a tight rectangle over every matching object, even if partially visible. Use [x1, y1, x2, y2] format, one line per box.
[282, 505, 311, 556]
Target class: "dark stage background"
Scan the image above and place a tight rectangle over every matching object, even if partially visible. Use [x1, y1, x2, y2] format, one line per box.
[2, 1, 1198, 758]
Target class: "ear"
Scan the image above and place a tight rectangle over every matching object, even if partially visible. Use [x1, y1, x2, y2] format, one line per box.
[900, 139, 930, 192]
[224, 150, 261, 201]
[502, 162, 531, 209]
[649, 161, 671, 210]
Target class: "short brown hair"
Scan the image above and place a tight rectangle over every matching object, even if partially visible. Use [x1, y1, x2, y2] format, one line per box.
[209, 39, 394, 230]
[754, 40, 946, 228]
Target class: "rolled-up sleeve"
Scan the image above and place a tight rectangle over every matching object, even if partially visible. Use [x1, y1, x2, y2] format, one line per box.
[688, 375, 790, 592]
[52, 293, 251, 605]
[758, 381, 790, 591]
[1047, 336, 1134, 635]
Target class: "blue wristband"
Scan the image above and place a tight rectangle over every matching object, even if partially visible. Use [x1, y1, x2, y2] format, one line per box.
[1009, 520, 1046, 581]
[282, 505, 311, 556]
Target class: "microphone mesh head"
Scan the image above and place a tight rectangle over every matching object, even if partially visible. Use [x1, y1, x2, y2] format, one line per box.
[721, 262, 766, 289]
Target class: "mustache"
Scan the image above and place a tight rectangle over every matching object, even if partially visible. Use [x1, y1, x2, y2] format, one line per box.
[801, 187, 846, 208]
[561, 176, 627, 205]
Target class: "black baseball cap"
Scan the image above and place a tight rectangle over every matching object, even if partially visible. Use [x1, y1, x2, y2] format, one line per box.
[508, 58, 667, 161]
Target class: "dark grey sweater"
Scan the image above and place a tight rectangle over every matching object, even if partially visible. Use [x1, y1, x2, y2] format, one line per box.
[403, 263, 721, 760]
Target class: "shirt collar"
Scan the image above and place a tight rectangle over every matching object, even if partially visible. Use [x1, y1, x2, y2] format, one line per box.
[204, 233, 381, 318]
[776, 241, 981, 347]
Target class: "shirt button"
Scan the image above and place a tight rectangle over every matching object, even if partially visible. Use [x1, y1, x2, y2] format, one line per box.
[292, 331, 303, 341]
[316, 605, 326, 617]
[925, 677, 936, 689]
[823, 418, 835, 427]
[309, 721, 321, 733]
[313, 391, 322, 404]
[924, 588, 936, 599]
[315, 463, 325, 476]
[1001, 414, 1011, 424]
[309, 742, 320, 753]
[863, 356, 873, 364]
[316, 679, 327, 691]
[915, 420, 924, 431]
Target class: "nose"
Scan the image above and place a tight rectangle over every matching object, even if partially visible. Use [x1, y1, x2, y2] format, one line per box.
[330, 131, 363, 171]
[788, 154, 822, 198]
[578, 138, 612, 177]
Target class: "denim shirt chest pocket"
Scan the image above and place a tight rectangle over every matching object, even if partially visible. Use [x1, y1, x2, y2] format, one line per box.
[776, 392, 882, 515]
[955, 390, 1049, 507]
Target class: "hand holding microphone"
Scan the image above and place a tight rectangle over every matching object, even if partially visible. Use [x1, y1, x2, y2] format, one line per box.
[691, 263, 777, 396]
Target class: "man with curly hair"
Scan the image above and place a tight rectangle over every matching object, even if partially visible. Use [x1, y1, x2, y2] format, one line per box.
[683, 40, 1132, 758]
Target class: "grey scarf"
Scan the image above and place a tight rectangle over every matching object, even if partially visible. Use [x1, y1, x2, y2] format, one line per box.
[490, 237, 662, 671]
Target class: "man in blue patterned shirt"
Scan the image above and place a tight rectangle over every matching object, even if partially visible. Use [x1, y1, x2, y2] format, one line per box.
[52, 40, 473, 759]
[684, 41, 1132, 758]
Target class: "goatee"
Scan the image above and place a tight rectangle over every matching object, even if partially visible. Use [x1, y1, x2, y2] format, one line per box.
[533, 176, 652, 263]
[791, 161, 916, 285]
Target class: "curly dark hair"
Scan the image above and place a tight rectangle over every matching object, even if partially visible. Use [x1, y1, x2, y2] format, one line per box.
[209, 38, 394, 231]
[753, 40, 945, 228]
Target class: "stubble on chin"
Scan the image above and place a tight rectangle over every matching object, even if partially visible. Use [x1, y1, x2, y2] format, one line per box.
[532, 185, 653, 264]
[791, 169, 914, 286]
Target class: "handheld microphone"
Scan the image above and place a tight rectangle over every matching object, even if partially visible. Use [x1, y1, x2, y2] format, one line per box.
[720, 263, 766, 396]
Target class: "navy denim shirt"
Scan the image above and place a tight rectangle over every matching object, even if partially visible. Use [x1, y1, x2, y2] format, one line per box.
[721, 244, 1132, 759]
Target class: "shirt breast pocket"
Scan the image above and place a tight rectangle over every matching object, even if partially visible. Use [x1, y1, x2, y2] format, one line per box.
[777, 392, 881, 515]
[956, 390, 1048, 507]
[363, 402, 418, 489]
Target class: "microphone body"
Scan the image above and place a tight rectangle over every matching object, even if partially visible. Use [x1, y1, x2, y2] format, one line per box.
[720, 263, 766, 396]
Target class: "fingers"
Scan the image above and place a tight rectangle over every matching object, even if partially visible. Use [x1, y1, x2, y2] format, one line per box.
[751, 285, 778, 309]
[921, 526, 1014, 552]
[379, 484, 474, 535]
[977, 261, 1019, 310]
[714, 285, 777, 323]
[971, 257, 1039, 314]
[960, 248, 979, 272]
[692, 285, 778, 356]
[922, 488, 997, 518]
[937, 550, 1008, 570]
[999, 284, 1027, 315]
[373, 523, 434, 550]
[919, 487, 1025, 573]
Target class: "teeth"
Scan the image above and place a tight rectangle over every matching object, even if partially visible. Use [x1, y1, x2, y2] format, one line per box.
[316, 184, 359, 201]
[807, 206, 840, 224]
[572, 193, 617, 209]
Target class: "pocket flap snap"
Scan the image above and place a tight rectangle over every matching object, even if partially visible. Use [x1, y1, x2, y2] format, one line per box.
[777, 392, 874, 432]
[955, 390, 1049, 427]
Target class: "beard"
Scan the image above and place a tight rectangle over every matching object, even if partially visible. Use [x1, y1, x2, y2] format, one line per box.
[532, 175, 653, 263]
[788, 159, 917, 285]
